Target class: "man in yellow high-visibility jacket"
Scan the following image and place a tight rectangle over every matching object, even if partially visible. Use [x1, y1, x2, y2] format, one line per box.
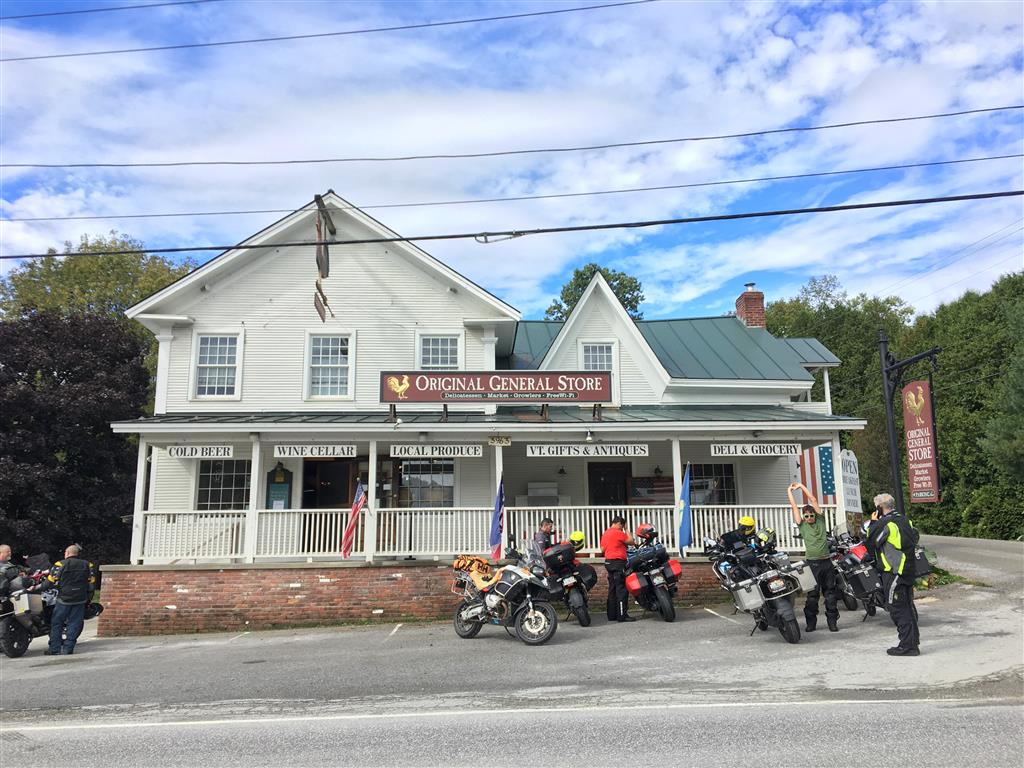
[867, 493, 920, 656]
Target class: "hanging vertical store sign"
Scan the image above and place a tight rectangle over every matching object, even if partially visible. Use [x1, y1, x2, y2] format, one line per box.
[840, 449, 863, 529]
[902, 379, 941, 503]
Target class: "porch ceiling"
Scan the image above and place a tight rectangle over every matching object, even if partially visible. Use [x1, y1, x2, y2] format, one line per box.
[112, 404, 864, 431]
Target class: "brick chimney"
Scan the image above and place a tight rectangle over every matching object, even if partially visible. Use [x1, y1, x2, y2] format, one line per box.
[735, 282, 765, 328]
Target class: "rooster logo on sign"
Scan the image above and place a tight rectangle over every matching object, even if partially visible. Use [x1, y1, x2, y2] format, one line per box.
[386, 374, 411, 400]
[905, 385, 926, 427]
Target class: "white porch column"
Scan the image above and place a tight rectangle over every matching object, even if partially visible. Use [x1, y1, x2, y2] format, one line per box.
[365, 440, 378, 563]
[154, 332, 174, 415]
[671, 437, 683, 553]
[831, 432, 847, 534]
[130, 437, 149, 564]
[243, 433, 262, 563]
[494, 443, 505, 554]
[823, 368, 833, 416]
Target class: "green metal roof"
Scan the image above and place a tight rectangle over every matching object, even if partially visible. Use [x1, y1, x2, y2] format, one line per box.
[114, 405, 862, 429]
[511, 316, 822, 381]
[779, 338, 841, 367]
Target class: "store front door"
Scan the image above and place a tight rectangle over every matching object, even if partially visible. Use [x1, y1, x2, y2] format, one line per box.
[302, 458, 355, 509]
[587, 462, 631, 505]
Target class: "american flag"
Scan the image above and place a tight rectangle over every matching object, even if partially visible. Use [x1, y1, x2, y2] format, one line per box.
[489, 478, 505, 561]
[798, 444, 837, 506]
[340, 481, 366, 559]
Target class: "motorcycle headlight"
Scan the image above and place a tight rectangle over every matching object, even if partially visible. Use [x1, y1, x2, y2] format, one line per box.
[768, 578, 787, 593]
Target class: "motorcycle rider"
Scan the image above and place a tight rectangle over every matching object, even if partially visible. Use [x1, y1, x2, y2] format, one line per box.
[600, 516, 636, 622]
[867, 493, 920, 656]
[46, 544, 96, 656]
[788, 482, 839, 633]
[0, 544, 19, 580]
[534, 518, 556, 551]
[719, 515, 758, 549]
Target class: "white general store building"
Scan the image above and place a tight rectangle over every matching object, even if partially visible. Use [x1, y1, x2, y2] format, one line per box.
[113, 192, 865, 564]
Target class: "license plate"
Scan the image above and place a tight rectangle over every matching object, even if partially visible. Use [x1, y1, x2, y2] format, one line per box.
[651, 574, 666, 585]
[562, 576, 576, 586]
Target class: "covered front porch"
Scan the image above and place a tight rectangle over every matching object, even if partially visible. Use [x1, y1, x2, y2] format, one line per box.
[114, 405, 860, 565]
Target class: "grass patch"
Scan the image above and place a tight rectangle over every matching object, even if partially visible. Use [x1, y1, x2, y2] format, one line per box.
[916, 551, 989, 589]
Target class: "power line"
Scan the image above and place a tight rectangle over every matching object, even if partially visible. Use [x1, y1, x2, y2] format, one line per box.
[0, 0, 222, 21]
[2, 189, 1020, 261]
[6, 106, 1021, 169]
[873, 218, 1024, 297]
[6, 152, 1020, 223]
[0, 0, 655, 63]
[902, 251, 1023, 306]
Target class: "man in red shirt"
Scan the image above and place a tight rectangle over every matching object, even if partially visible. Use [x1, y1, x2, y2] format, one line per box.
[600, 516, 636, 622]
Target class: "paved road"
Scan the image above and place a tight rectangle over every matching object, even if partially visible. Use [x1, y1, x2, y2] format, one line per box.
[3, 699, 1021, 767]
[2, 536, 1021, 767]
[921, 534, 1024, 594]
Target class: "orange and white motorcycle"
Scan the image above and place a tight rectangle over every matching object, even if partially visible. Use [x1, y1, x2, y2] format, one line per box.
[450, 546, 559, 646]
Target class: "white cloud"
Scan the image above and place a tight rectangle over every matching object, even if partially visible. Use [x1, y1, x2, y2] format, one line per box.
[1, 0, 1021, 314]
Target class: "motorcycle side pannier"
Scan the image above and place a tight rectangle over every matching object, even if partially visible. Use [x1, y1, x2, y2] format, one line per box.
[730, 583, 765, 611]
[625, 572, 643, 597]
[847, 564, 882, 596]
[789, 562, 818, 592]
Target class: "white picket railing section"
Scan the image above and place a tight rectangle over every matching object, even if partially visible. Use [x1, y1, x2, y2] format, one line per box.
[138, 504, 838, 563]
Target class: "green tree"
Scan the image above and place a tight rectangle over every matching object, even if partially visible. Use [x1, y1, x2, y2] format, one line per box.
[0, 312, 150, 565]
[545, 263, 645, 320]
[980, 308, 1024, 482]
[0, 231, 194, 319]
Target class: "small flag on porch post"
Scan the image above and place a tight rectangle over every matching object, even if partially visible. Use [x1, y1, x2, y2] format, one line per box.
[340, 480, 366, 559]
[678, 462, 692, 557]
[489, 478, 505, 561]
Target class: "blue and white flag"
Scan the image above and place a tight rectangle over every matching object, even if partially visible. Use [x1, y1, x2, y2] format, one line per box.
[489, 478, 505, 561]
[678, 462, 692, 557]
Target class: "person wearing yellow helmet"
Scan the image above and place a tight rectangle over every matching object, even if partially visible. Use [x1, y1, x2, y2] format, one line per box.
[719, 515, 758, 549]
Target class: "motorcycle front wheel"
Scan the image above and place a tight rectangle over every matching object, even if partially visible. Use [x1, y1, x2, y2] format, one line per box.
[573, 604, 592, 627]
[654, 588, 676, 622]
[775, 597, 801, 644]
[781, 618, 802, 644]
[0, 617, 31, 658]
[453, 600, 483, 639]
[515, 602, 558, 646]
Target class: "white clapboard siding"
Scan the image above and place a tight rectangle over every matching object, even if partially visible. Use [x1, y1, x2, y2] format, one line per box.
[545, 292, 660, 404]
[162, 239, 509, 413]
[150, 442, 253, 511]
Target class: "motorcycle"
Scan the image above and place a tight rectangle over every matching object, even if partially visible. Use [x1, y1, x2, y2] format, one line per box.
[624, 525, 683, 622]
[450, 545, 559, 646]
[0, 555, 104, 658]
[828, 529, 884, 618]
[541, 541, 597, 627]
[704, 529, 815, 644]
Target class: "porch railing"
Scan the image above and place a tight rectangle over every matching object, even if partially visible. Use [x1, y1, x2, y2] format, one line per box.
[137, 504, 838, 563]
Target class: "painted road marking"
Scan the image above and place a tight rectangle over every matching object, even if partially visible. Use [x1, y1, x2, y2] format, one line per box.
[703, 608, 743, 625]
[3, 698, 1010, 733]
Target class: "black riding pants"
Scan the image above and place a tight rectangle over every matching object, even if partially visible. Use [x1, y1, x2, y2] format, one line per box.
[886, 578, 920, 650]
[605, 560, 629, 620]
[804, 558, 839, 624]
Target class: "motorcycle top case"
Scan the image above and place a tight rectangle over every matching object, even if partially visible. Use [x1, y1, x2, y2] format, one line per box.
[543, 542, 576, 571]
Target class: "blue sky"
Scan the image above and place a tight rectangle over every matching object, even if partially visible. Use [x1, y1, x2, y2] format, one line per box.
[1, 0, 1022, 319]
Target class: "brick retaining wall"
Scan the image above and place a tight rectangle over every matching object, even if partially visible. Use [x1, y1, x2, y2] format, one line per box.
[98, 559, 724, 636]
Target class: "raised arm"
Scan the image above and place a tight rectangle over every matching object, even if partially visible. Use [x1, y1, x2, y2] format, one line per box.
[787, 482, 803, 524]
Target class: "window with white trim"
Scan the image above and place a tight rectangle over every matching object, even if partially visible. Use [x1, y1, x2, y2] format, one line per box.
[420, 335, 459, 370]
[196, 459, 251, 510]
[582, 343, 614, 371]
[309, 335, 350, 397]
[196, 335, 239, 396]
[689, 463, 737, 505]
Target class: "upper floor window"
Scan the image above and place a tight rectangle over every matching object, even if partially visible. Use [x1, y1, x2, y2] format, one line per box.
[309, 335, 350, 397]
[582, 342, 614, 371]
[196, 335, 239, 397]
[420, 335, 459, 370]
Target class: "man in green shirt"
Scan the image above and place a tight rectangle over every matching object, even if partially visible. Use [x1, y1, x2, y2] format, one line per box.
[788, 482, 839, 633]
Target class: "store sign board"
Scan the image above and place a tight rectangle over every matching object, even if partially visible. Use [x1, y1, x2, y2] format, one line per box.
[710, 443, 800, 457]
[168, 445, 233, 459]
[902, 379, 941, 503]
[526, 444, 649, 458]
[840, 449, 862, 516]
[380, 371, 612, 403]
[274, 444, 357, 458]
[390, 444, 483, 458]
